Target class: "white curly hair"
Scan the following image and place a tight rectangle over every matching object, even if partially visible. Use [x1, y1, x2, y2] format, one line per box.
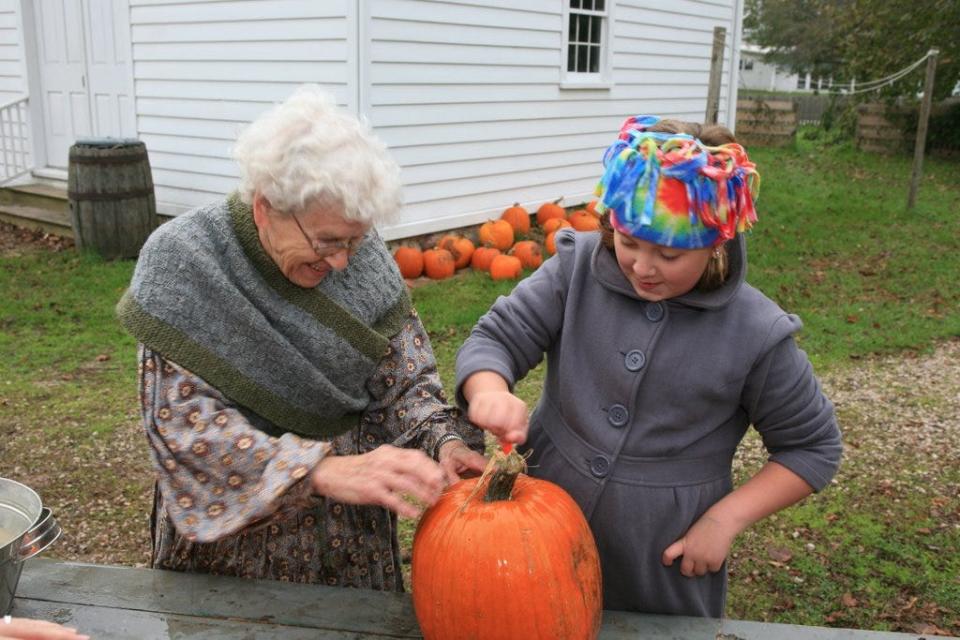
[232, 85, 402, 225]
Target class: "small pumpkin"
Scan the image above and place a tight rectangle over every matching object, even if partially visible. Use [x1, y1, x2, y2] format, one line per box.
[569, 209, 602, 232]
[489, 254, 523, 280]
[542, 217, 572, 235]
[478, 219, 515, 251]
[392, 246, 423, 279]
[422, 248, 456, 280]
[544, 230, 558, 256]
[511, 240, 543, 270]
[444, 236, 475, 269]
[536, 197, 566, 226]
[500, 203, 531, 237]
[437, 234, 459, 253]
[412, 451, 603, 640]
[470, 246, 501, 272]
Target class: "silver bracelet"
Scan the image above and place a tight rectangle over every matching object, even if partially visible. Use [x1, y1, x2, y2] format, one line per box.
[432, 433, 465, 460]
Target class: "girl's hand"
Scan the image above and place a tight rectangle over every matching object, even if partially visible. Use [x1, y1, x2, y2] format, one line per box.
[661, 512, 739, 577]
[466, 389, 529, 446]
[437, 439, 487, 486]
[310, 444, 446, 518]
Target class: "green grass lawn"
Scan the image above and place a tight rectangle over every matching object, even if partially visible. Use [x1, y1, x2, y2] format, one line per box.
[1, 137, 958, 632]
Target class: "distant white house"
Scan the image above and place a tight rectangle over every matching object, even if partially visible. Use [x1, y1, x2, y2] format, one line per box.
[1, 0, 747, 240]
[739, 43, 854, 94]
[738, 43, 799, 92]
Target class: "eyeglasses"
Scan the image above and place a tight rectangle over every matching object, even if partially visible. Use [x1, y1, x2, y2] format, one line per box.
[291, 211, 366, 258]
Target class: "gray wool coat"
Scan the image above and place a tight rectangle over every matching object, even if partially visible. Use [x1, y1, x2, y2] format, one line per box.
[455, 228, 842, 617]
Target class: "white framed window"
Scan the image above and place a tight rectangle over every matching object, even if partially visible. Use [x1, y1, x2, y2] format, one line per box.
[561, 0, 613, 89]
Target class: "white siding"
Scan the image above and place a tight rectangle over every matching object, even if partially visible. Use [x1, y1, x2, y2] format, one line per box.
[16, 0, 743, 237]
[128, 0, 356, 213]
[0, 0, 28, 179]
[369, 0, 740, 240]
[0, 0, 25, 101]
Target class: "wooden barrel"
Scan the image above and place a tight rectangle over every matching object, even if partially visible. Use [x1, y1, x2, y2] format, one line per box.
[68, 138, 157, 259]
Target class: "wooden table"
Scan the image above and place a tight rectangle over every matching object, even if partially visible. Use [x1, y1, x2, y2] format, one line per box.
[12, 559, 951, 639]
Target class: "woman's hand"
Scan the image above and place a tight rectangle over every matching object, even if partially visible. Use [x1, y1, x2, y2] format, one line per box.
[0, 616, 89, 640]
[310, 444, 446, 518]
[661, 512, 739, 577]
[437, 439, 487, 485]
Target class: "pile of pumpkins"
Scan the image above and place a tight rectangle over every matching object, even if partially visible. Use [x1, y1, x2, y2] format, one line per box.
[393, 198, 602, 281]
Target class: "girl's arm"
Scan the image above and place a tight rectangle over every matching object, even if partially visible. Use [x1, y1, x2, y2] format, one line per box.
[662, 461, 813, 576]
[664, 322, 842, 577]
[456, 242, 572, 442]
[461, 370, 530, 445]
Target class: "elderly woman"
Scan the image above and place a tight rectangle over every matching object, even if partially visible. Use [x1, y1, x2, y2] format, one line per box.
[117, 86, 486, 589]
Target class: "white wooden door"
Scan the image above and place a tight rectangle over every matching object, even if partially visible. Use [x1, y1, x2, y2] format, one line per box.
[34, 0, 134, 169]
[82, 0, 135, 141]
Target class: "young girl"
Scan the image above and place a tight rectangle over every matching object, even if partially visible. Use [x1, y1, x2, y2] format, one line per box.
[455, 116, 842, 617]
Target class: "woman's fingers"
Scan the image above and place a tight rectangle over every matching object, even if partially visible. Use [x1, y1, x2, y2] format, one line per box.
[0, 617, 90, 640]
[311, 445, 449, 517]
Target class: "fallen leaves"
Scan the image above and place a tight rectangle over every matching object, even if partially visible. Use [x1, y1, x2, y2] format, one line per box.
[766, 545, 793, 564]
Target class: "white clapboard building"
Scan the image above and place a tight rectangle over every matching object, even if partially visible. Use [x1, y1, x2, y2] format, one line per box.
[0, 0, 744, 239]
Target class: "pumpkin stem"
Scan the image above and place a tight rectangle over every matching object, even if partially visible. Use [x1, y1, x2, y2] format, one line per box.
[483, 450, 526, 502]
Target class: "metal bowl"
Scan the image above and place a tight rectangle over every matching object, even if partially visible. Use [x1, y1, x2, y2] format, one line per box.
[0, 478, 61, 615]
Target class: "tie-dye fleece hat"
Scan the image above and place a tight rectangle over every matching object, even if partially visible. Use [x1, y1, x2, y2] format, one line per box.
[595, 115, 760, 249]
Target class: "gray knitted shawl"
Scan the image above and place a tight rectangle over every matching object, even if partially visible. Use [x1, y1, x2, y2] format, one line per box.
[117, 194, 410, 438]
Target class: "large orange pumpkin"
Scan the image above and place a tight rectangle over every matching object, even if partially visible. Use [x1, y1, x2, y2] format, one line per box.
[470, 246, 501, 272]
[511, 240, 543, 270]
[478, 219, 515, 251]
[500, 203, 531, 237]
[536, 198, 566, 226]
[569, 209, 602, 232]
[423, 248, 455, 280]
[412, 452, 603, 640]
[489, 254, 523, 280]
[392, 246, 424, 279]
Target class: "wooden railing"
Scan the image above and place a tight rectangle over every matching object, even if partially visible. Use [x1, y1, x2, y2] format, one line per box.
[0, 96, 31, 185]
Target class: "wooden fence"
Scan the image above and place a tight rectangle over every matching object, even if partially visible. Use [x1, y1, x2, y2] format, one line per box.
[855, 103, 910, 154]
[735, 99, 797, 147]
[856, 99, 960, 156]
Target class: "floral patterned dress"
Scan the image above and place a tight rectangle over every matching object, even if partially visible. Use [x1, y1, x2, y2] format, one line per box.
[138, 310, 482, 590]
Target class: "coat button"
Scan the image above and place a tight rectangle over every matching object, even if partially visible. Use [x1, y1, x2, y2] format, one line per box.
[645, 302, 664, 322]
[607, 403, 629, 427]
[590, 455, 610, 478]
[624, 349, 646, 371]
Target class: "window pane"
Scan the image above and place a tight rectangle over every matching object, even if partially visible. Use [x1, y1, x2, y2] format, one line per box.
[568, 45, 576, 72]
[578, 14, 590, 43]
[577, 44, 588, 72]
[595, 0, 605, 10]
[583, 0, 594, 10]
[590, 14, 601, 44]
[570, 0, 581, 9]
[589, 45, 600, 73]
[569, 13, 577, 42]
